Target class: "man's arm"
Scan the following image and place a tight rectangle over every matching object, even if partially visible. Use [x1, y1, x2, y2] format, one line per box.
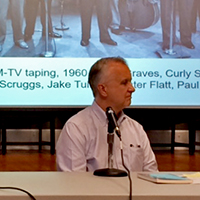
[141, 129, 158, 172]
[56, 122, 87, 172]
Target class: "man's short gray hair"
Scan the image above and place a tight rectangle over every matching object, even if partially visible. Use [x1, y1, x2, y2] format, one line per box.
[88, 57, 128, 97]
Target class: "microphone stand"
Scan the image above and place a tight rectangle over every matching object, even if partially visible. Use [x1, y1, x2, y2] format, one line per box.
[55, 0, 69, 31]
[164, 0, 176, 56]
[156, 0, 190, 58]
[40, 0, 54, 57]
[93, 122, 127, 177]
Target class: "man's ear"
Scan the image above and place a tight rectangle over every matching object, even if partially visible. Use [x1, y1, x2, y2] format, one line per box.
[97, 84, 107, 97]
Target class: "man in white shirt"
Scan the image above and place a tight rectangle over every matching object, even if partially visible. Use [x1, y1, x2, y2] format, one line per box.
[56, 57, 158, 172]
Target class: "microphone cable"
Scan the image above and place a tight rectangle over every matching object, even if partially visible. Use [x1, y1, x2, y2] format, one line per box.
[106, 107, 132, 199]
[119, 139, 132, 200]
[0, 186, 36, 200]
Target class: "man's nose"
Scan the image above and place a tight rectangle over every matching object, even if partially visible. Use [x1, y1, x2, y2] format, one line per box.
[129, 83, 135, 93]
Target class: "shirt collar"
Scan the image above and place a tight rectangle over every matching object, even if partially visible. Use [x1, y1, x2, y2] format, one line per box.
[91, 101, 107, 127]
[91, 101, 127, 126]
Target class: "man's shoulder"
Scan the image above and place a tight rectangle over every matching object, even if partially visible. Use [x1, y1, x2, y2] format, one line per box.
[124, 114, 143, 128]
[123, 114, 138, 123]
[67, 106, 93, 124]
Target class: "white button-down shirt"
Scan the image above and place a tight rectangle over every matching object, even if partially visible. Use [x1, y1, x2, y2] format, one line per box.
[56, 101, 158, 172]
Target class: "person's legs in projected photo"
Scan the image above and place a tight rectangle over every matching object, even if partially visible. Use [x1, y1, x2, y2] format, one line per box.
[0, 0, 28, 52]
[160, 0, 195, 51]
[109, 0, 131, 35]
[191, 0, 200, 33]
[178, 0, 195, 49]
[79, 0, 117, 46]
[0, 0, 200, 57]
[109, 0, 120, 31]
[24, 0, 62, 42]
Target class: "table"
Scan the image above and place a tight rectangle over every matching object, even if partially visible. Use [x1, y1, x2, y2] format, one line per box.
[0, 172, 199, 200]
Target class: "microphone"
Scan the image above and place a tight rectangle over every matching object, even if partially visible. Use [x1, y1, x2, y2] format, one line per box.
[93, 106, 127, 177]
[106, 107, 121, 138]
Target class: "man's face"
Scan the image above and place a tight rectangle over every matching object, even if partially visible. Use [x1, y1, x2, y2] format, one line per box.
[101, 61, 135, 114]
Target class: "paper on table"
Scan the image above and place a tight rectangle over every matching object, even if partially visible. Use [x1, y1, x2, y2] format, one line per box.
[137, 173, 193, 184]
[182, 172, 200, 184]
[150, 173, 188, 180]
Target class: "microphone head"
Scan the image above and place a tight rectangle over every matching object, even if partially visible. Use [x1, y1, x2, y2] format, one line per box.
[106, 106, 114, 115]
[106, 107, 115, 133]
[106, 107, 121, 138]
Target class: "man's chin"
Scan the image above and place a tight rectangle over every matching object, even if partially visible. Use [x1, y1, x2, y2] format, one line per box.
[124, 102, 131, 109]
[126, 100, 132, 106]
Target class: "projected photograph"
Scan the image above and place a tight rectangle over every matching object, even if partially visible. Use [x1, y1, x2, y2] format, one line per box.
[0, 0, 200, 108]
[0, 0, 200, 58]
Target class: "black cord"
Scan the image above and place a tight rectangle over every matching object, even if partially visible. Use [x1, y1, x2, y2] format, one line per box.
[0, 187, 36, 200]
[120, 140, 132, 200]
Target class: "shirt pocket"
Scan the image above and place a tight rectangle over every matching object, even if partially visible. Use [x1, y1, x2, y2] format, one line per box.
[128, 144, 144, 171]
